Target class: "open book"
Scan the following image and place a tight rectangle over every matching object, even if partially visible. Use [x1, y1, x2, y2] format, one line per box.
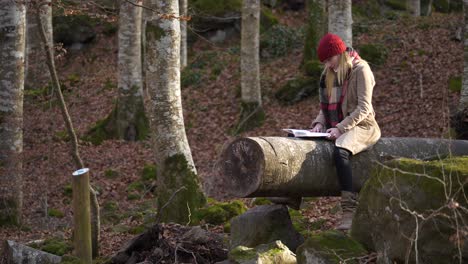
[282, 128, 331, 138]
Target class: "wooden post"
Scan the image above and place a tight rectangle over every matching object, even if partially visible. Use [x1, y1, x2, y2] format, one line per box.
[72, 168, 92, 263]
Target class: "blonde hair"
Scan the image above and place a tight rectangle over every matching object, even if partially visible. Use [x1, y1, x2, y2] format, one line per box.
[323, 52, 353, 98]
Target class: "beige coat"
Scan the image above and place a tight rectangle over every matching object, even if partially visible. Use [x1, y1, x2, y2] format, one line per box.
[310, 60, 381, 155]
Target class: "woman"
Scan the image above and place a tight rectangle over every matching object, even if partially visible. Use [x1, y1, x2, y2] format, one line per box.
[309, 33, 381, 230]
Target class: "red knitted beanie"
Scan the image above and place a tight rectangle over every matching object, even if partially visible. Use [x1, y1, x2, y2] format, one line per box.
[317, 33, 347, 62]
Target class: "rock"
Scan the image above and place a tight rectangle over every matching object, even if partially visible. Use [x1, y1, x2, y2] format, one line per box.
[53, 15, 96, 46]
[230, 204, 304, 252]
[2, 240, 62, 264]
[111, 224, 161, 264]
[351, 156, 468, 263]
[274, 76, 319, 105]
[296, 231, 367, 264]
[181, 225, 221, 244]
[229, 240, 297, 264]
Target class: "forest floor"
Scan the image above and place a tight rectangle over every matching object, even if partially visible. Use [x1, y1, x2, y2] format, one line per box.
[0, 4, 463, 262]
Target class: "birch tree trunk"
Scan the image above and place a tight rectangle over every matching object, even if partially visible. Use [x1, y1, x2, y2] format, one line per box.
[179, 0, 188, 69]
[408, 0, 421, 16]
[328, 0, 352, 47]
[146, 0, 206, 224]
[453, 0, 468, 139]
[114, 0, 148, 141]
[461, 0, 468, 111]
[0, 0, 26, 226]
[25, 0, 52, 89]
[236, 0, 265, 134]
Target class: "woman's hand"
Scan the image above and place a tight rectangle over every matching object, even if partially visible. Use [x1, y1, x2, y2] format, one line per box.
[309, 123, 323, 132]
[326, 128, 342, 140]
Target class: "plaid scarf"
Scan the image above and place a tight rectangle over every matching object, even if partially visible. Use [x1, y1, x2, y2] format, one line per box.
[319, 47, 361, 128]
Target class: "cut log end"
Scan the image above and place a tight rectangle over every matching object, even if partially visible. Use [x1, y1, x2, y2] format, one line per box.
[206, 138, 264, 199]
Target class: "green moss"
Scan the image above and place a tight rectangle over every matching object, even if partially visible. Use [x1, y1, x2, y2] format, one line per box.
[260, 7, 279, 33]
[128, 225, 146, 234]
[297, 231, 367, 263]
[61, 255, 81, 264]
[62, 184, 72, 197]
[104, 169, 119, 179]
[384, 0, 407, 10]
[127, 193, 140, 200]
[41, 237, 73, 256]
[0, 198, 20, 226]
[193, 199, 246, 225]
[252, 197, 273, 206]
[156, 154, 207, 224]
[229, 245, 258, 261]
[288, 207, 311, 237]
[127, 180, 145, 192]
[448, 76, 462, 92]
[54, 130, 70, 142]
[191, 0, 242, 16]
[357, 44, 388, 66]
[141, 164, 157, 181]
[231, 101, 265, 135]
[82, 115, 114, 146]
[223, 221, 231, 233]
[275, 76, 319, 105]
[303, 60, 323, 77]
[67, 74, 80, 86]
[48, 208, 65, 218]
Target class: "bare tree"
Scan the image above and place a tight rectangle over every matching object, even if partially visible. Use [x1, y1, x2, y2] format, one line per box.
[408, 0, 421, 16]
[328, 0, 352, 47]
[0, 0, 26, 226]
[25, 0, 52, 89]
[145, 0, 206, 224]
[235, 0, 264, 134]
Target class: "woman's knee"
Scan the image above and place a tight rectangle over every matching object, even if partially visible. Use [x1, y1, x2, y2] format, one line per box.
[333, 146, 352, 161]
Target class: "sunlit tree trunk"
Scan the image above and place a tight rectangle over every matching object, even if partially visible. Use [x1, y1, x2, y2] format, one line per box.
[0, 0, 26, 226]
[328, 0, 352, 47]
[236, 0, 265, 134]
[146, 0, 206, 224]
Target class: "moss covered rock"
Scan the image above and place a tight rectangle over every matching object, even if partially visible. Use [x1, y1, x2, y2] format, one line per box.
[351, 156, 468, 263]
[275, 76, 320, 105]
[193, 199, 247, 225]
[356, 43, 388, 66]
[228, 240, 297, 263]
[53, 15, 96, 46]
[296, 230, 367, 264]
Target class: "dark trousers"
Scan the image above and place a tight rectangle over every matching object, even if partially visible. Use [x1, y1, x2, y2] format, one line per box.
[333, 146, 353, 192]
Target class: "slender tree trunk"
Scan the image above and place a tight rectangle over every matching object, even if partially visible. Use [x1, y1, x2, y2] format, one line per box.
[25, 0, 52, 89]
[236, 0, 265, 134]
[461, 0, 468, 111]
[146, 0, 206, 224]
[114, 0, 148, 141]
[0, 0, 26, 226]
[328, 0, 352, 47]
[179, 0, 188, 69]
[408, 0, 421, 16]
[142, 0, 151, 105]
[35, 4, 100, 258]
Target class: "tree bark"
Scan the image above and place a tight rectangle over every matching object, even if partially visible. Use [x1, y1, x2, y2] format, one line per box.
[207, 137, 468, 199]
[115, 0, 148, 141]
[461, 0, 468, 111]
[302, 0, 327, 65]
[236, 0, 264, 134]
[241, 0, 261, 106]
[25, 0, 52, 89]
[146, 0, 206, 224]
[408, 0, 421, 16]
[179, 0, 188, 69]
[0, 0, 26, 226]
[328, 0, 352, 47]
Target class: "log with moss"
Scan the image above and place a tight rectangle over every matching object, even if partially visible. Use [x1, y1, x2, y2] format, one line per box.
[206, 137, 468, 199]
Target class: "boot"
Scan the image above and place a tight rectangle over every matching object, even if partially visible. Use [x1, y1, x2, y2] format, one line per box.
[336, 191, 359, 231]
[265, 196, 303, 210]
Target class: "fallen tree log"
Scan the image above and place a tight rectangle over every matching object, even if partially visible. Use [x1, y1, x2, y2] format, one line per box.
[205, 137, 468, 199]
